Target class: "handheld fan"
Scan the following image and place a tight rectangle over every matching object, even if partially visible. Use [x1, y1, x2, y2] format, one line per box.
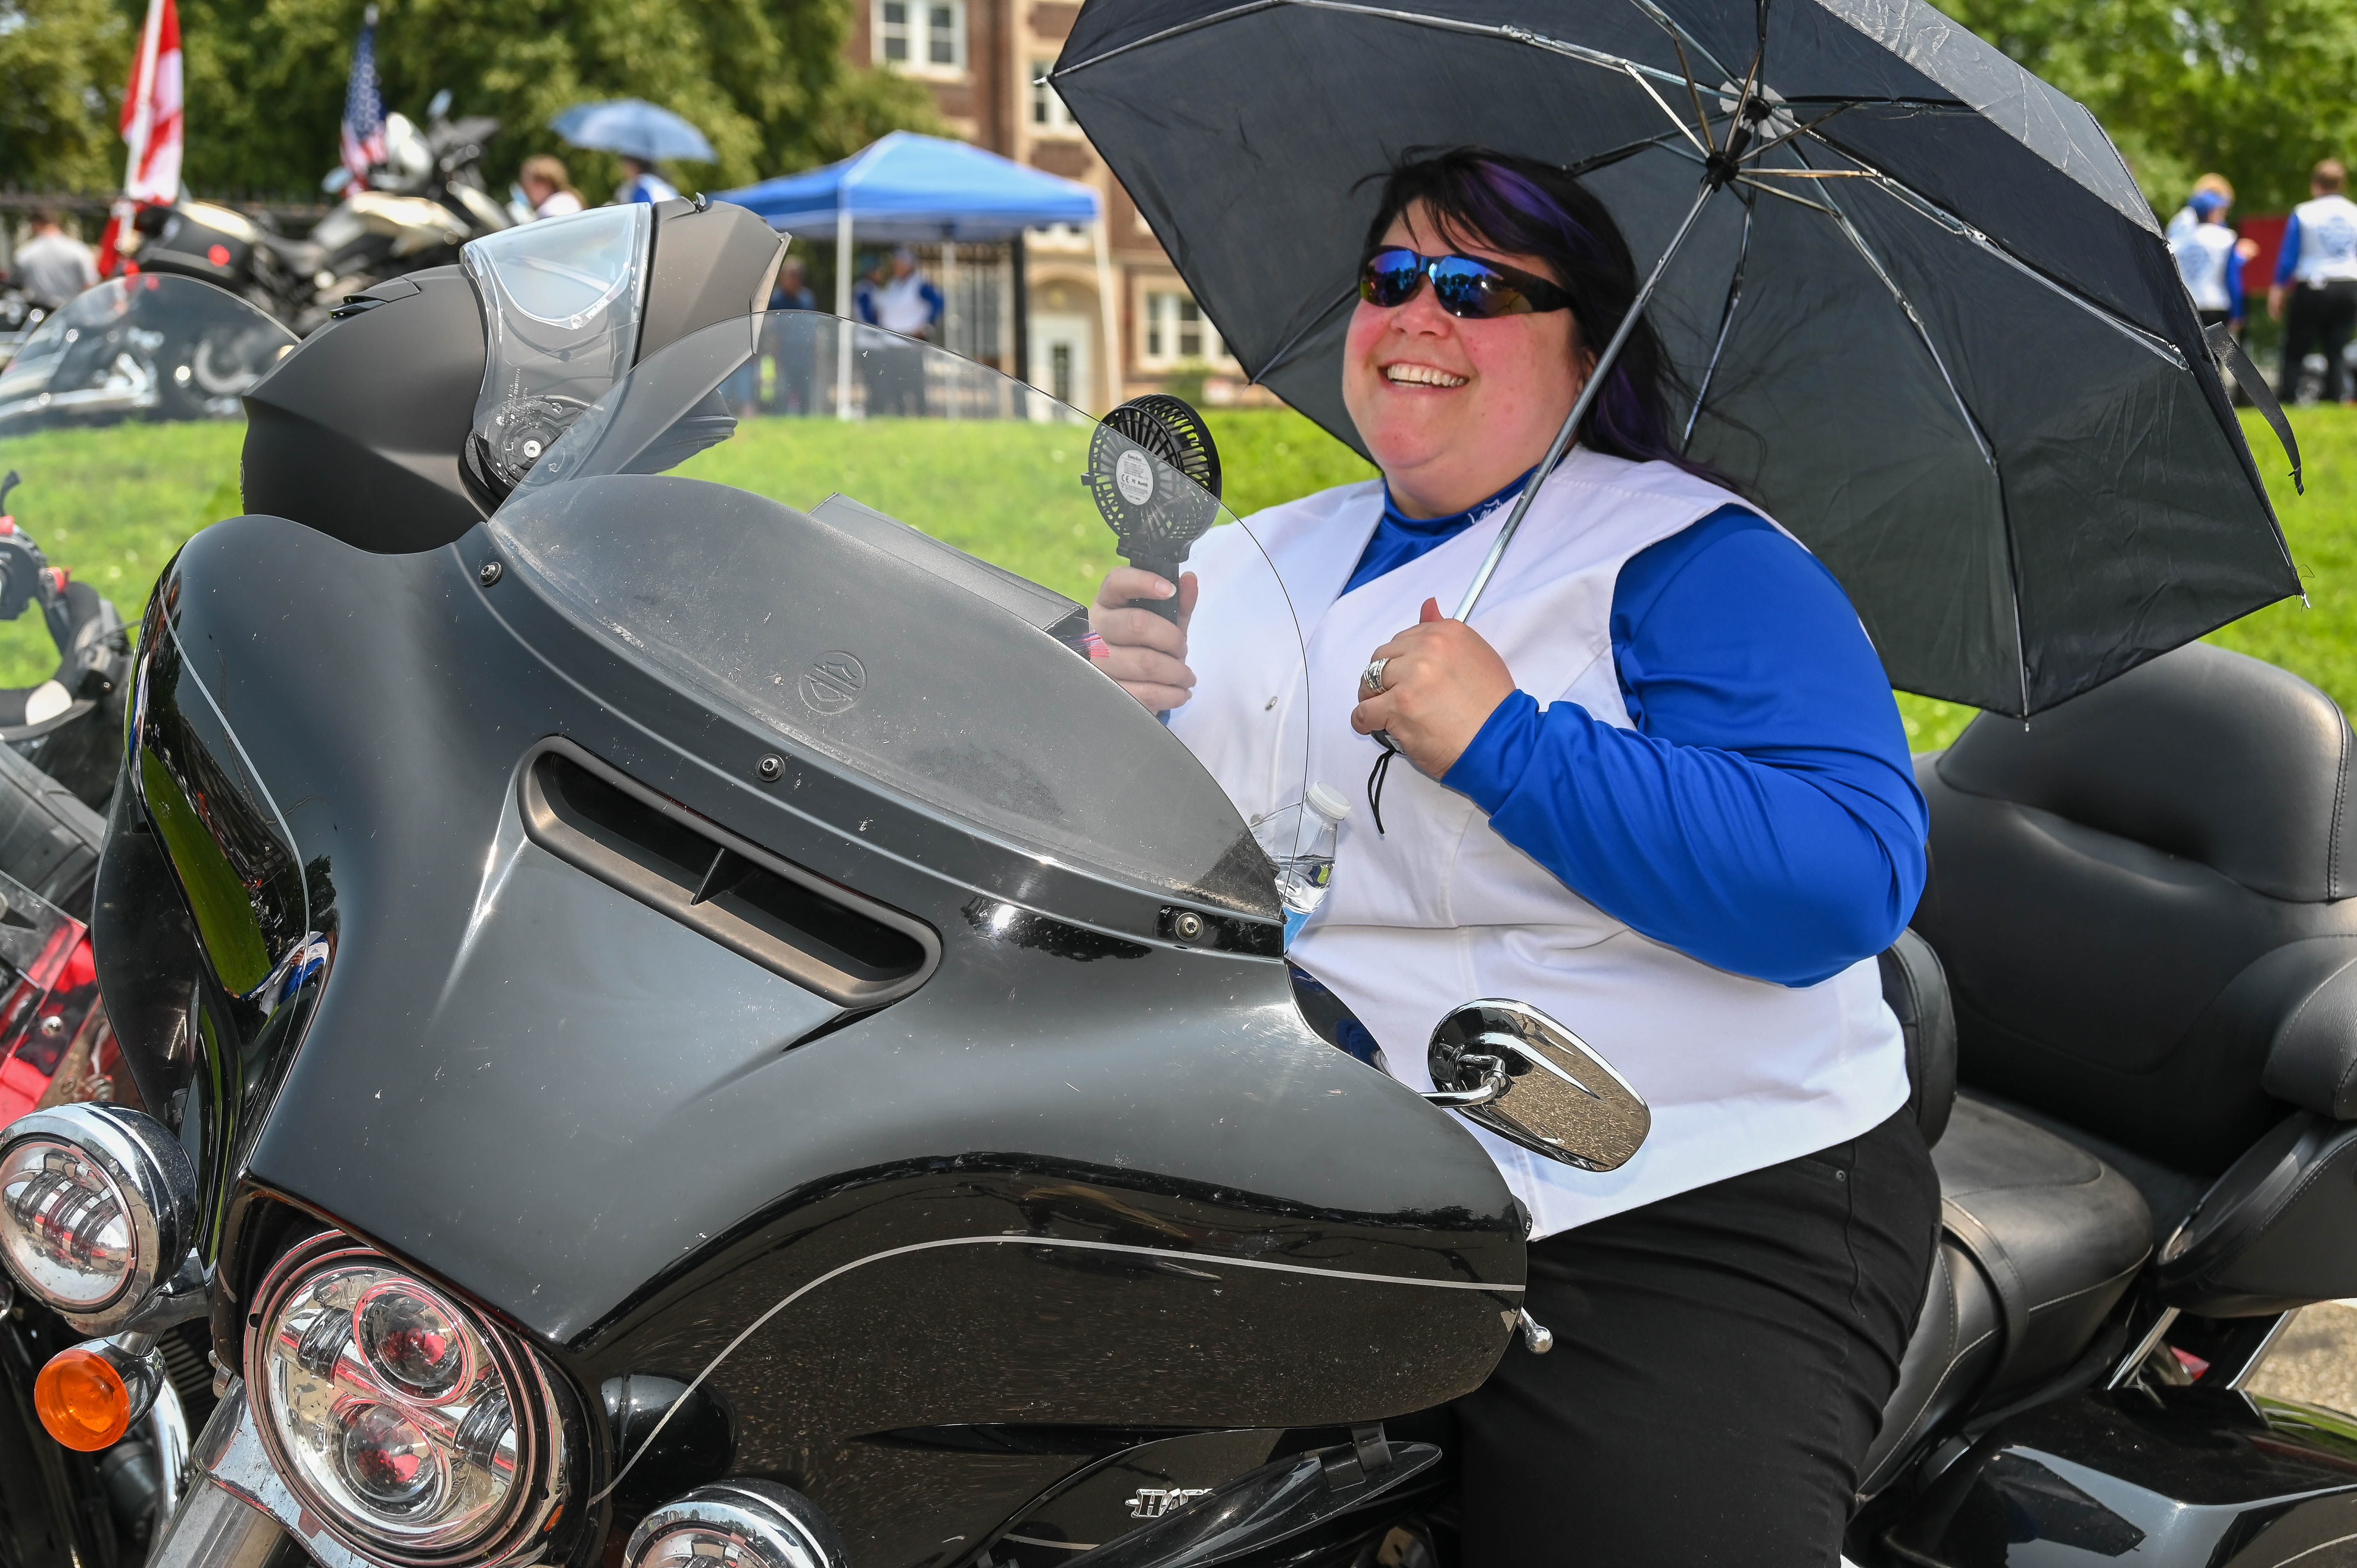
[1085, 394, 1223, 622]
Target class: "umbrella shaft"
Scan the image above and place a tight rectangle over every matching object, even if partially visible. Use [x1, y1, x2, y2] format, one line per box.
[1452, 177, 1721, 622]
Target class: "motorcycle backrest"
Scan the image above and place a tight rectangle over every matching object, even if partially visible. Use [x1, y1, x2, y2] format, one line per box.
[1880, 928, 1956, 1149]
[1913, 641, 2357, 1174]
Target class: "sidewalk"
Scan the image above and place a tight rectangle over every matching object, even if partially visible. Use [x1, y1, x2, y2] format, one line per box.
[2245, 1301, 2357, 1413]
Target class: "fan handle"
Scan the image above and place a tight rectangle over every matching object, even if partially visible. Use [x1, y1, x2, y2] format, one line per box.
[1123, 553, 1186, 623]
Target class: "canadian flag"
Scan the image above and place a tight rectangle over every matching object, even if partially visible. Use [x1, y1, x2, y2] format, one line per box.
[97, 0, 184, 275]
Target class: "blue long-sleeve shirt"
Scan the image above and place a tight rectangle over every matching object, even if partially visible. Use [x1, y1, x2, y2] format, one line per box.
[1346, 484, 1926, 987]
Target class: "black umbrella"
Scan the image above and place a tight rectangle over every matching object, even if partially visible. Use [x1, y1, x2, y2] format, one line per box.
[1050, 0, 2302, 716]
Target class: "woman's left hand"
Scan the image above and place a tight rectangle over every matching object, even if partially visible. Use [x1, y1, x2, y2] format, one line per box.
[1352, 599, 1518, 776]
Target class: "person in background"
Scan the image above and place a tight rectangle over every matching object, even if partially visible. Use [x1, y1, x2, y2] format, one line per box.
[519, 155, 585, 219]
[11, 211, 99, 313]
[855, 248, 941, 417]
[613, 155, 680, 206]
[2271, 159, 2357, 404]
[2171, 186, 2245, 335]
[765, 257, 820, 413]
[862, 246, 946, 341]
[2166, 172, 2235, 246]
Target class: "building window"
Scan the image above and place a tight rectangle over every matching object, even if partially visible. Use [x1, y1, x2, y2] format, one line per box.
[1031, 62, 1076, 129]
[877, 0, 964, 73]
[1142, 290, 1224, 366]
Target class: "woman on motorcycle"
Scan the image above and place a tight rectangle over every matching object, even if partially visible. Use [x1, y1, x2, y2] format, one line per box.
[1092, 147, 1941, 1564]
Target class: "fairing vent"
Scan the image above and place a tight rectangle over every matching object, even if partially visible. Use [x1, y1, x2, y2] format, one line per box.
[519, 740, 938, 1006]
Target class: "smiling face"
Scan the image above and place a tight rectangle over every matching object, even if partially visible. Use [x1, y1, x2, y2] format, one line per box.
[1341, 200, 1589, 518]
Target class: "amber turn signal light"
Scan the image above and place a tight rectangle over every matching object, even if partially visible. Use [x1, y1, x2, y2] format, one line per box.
[35, 1346, 132, 1451]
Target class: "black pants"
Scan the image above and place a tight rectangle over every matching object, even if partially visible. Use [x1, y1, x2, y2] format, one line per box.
[2281, 281, 2357, 402]
[1451, 1109, 1940, 1565]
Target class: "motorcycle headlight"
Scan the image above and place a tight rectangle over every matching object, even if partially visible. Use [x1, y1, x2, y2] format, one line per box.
[0, 1105, 195, 1331]
[247, 1236, 565, 1566]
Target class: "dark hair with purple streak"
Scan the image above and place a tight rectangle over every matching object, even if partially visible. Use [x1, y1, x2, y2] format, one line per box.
[1363, 147, 1739, 492]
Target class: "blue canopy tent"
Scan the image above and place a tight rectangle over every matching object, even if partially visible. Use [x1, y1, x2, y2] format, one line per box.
[721, 132, 1110, 412]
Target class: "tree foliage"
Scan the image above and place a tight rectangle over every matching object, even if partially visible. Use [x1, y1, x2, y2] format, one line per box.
[0, 0, 134, 192]
[9, 0, 940, 201]
[1933, 0, 2357, 215]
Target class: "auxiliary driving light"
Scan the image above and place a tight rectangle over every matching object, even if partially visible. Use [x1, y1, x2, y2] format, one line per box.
[0, 1105, 196, 1332]
[626, 1481, 848, 1568]
[34, 1334, 167, 1450]
[246, 1234, 566, 1566]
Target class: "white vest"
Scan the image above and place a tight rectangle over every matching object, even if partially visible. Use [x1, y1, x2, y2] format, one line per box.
[1170, 449, 1910, 1238]
[2173, 222, 2240, 313]
[2290, 195, 2357, 286]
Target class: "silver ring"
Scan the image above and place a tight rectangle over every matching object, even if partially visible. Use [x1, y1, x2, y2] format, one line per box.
[1361, 657, 1391, 694]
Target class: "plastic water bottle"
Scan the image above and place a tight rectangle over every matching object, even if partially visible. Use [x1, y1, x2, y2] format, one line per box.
[1275, 782, 1350, 948]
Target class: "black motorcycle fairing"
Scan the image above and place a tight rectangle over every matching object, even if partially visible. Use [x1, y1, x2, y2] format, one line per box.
[117, 590, 337, 1261]
[123, 507, 1519, 1566]
[638, 200, 788, 364]
[240, 265, 488, 551]
[89, 785, 203, 1119]
[1864, 1385, 2357, 1565]
[239, 203, 788, 553]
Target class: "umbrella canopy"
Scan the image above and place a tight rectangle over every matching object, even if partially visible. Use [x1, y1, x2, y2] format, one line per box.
[718, 131, 1100, 241]
[552, 99, 715, 164]
[1050, 0, 2301, 717]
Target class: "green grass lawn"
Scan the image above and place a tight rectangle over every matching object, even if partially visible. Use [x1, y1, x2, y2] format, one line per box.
[1, 401, 2343, 755]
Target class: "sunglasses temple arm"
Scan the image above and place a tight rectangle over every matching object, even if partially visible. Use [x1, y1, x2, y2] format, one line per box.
[1452, 176, 1723, 622]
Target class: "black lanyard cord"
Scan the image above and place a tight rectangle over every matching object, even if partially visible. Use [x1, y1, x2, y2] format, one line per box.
[1366, 736, 1400, 836]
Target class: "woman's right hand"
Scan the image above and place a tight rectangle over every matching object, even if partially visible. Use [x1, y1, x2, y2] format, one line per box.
[1090, 567, 1200, 711]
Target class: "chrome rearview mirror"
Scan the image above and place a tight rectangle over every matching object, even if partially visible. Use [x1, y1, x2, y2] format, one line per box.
[1425, 1001, 1650, 1171]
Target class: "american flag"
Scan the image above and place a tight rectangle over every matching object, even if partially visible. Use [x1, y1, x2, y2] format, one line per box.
[339, 5, 387, 187]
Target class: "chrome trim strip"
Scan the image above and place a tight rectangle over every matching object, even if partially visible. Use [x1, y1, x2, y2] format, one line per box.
[147, 1468, 289, 1568]
[592, 1232, 1523, 1503]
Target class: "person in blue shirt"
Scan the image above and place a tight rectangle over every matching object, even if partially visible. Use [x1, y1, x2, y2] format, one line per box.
[2271, 159, 2357, 403]
[1091, 147, 1938, 1566]
[613, 156, 680, 207]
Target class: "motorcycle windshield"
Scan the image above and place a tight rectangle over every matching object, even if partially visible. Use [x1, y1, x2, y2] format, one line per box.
[492, 311, 1318, 921]
[0, 275, 294, 685]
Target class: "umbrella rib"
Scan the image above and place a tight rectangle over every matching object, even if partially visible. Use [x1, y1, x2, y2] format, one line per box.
[1567, 131, 1707, 179]
[1732, 174, 1835, 214]
[1624, 64, 1714, 156]
[1739, 102, 1855, 163]
[1828, 160, 2187, 368]
[1671, 37, 1720, 152]
[1052, 0, 1285, 74]
[1682, 197, 1754, 449]
[1456, 178, 1724, 620]
[1625, 0, 1737, 86]
[1803, 164, 2036, 717]
[1057, 0, 1703, 90]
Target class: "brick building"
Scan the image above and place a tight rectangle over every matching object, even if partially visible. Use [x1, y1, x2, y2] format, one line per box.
[848, 0, 1270, 412]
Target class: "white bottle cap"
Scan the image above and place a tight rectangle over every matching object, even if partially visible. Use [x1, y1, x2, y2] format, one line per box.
[1305, 781, 1352, 822]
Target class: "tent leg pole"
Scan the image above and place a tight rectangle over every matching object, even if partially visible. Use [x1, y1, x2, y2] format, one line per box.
[836, 215, 854, 421]
[1012, 233, 1029, 387]
[1094, 217, 1120, 413]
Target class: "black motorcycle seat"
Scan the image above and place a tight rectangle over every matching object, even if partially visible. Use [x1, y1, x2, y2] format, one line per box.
[1913, 642, 2357, 1175]
[1860, 1096, 2152, 1496]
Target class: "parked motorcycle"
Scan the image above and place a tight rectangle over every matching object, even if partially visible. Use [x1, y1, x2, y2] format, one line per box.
[0, 468, 135, 810]
[0, 272, 297, 427]
[130, 99, 510, 336]
[0, 201, 2353, 1568]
